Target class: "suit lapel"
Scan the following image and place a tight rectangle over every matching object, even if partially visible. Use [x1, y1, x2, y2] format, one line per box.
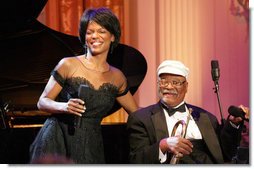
[151, 103, 169, 141]
[194, 112, 224, 163]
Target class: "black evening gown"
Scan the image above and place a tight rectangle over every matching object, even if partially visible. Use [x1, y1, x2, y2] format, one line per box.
[30, 70, 121, 164]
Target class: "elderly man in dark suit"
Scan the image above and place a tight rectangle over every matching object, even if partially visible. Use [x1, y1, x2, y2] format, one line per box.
[127, 60, 245, 164]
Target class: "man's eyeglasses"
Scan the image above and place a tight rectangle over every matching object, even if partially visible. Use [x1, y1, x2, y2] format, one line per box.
[158, 79, 186, 87]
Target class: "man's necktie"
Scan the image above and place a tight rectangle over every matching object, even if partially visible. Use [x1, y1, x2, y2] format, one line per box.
[160, 101, 186, 116]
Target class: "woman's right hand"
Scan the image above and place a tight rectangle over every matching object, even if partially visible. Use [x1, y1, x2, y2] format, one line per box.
[65, 98, 86, 116]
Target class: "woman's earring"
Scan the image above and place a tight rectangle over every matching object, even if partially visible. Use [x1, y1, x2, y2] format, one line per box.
[84, 44, 87, 54]
[110, 42, 114, 54]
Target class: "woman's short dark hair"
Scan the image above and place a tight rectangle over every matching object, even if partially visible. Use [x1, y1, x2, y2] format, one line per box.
[79, 7, 121, 53]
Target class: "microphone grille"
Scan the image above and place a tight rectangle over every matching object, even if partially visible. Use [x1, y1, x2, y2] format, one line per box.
[78, 84, 89, 101]
[211, 60, 219, 69]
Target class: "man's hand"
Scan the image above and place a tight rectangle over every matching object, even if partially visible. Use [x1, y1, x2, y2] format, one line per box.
[228, 104, 249, 125]
[159, 137, 193, 156]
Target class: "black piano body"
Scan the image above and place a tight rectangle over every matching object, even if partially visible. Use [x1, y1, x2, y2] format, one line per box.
[0, 0, 147, 164]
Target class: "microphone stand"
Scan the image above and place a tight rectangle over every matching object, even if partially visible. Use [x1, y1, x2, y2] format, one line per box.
[213, 81, 225, 126]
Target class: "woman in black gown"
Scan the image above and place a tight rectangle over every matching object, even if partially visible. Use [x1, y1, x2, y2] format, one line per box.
[30, 7, 138, 164]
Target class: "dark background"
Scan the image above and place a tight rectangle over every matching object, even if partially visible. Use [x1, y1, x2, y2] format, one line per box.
[0, 123, 129, 164]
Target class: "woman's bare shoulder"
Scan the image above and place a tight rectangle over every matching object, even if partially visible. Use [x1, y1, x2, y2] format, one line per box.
[109, 65, 123, 74]
[109, 65, 127, 84]
[53, 56, 81, 77]
[57, 56, 80, 67]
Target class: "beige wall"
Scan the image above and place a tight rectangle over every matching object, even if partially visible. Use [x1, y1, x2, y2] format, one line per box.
[124, 0, 249, 120]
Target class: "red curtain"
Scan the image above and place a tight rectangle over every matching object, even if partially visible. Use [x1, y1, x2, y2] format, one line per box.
[38, 0, 124, 39]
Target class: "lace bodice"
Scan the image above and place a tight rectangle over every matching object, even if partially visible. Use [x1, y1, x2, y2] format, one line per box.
[53, 70, 119, 119]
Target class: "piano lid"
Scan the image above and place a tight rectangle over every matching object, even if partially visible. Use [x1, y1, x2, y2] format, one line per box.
[0, 0, 48, 34]
[0, 0, 84, 92]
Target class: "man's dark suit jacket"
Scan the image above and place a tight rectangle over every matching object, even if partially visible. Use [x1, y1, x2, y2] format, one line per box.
[127, 102, 243, 164]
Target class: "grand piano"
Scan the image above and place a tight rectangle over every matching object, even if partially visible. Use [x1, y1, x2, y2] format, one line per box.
[0, 0, 147, 164]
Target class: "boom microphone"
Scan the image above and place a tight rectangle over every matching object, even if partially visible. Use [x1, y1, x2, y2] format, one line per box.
[211, 60, 220, 83]
[228, 105, 248, 121]
[74, 84, 89, 128]
[211, 60, 225, 125]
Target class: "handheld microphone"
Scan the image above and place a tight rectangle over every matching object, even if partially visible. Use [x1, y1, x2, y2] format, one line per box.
[211, 60, 220, 83]
[228, 105, 248, 121]
[74, 84, 89, 128]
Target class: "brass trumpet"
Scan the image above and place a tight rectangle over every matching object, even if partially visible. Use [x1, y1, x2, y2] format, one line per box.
[170, 108, 192, 164]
